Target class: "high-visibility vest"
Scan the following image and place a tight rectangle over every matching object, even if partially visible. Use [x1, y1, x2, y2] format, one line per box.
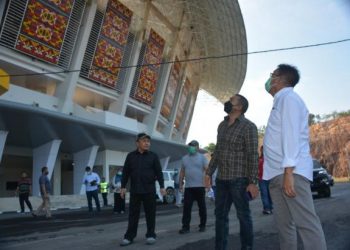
[0, 69, 10, 95]
[100, 182, 108, 193]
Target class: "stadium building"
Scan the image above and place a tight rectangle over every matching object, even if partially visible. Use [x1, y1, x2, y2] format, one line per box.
[0, 0, 247, 202]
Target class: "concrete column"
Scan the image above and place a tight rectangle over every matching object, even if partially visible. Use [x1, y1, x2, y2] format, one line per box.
[0, 131, 8, 163]
[55, 1, 98, 114]
[108, 36, 143, 115]
[32, 140, 61, 196]
[143, 62, 173, 136]
[175, 93, 193, 141]
[163, 78, 185, 139]
[73, 145, 99, 195]
[52, 157, 61, 195]
[160, 156, 170, 171]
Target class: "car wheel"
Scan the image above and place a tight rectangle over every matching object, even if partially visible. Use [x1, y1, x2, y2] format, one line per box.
[163, 188, 175, 204]
[322, 186, 331, 198]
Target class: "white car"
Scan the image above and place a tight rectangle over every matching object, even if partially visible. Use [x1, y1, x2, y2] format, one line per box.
[156, 170, 177, 204]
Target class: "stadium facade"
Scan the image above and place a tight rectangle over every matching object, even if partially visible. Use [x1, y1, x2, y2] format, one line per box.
[0, 0, 247, 198]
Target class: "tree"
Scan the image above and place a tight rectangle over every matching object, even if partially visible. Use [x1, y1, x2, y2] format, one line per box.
[309, 113, 316, 126]
[204, 143, 216, 154]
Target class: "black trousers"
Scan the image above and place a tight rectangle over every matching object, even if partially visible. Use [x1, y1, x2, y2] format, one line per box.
[101, 193, 108, 206]
[86, 190, 101, 212]
[19, 193, 33, 212]
[182, 187, 207, 230]
[124, 193, 156, 240]
[114, 193, 125, 212]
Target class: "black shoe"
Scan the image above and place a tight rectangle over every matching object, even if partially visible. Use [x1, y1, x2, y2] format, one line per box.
[179, 228, 190, 234]
[199, 227, 206, 232]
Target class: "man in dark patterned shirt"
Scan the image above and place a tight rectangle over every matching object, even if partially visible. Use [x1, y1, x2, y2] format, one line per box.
[205, 94, 259, 250]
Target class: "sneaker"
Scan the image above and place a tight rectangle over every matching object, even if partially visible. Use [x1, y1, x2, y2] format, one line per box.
[120, 239, 132, 246]
[179, 228, 190, 234]
[146, 237, 156, 245]
[199, 227, 206, 232]
[263, 210, 273, 215]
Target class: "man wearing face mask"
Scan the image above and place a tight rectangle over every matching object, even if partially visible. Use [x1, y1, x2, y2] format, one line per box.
[263, 64, 326, 250]
[83, 166, 101, 213]
[205, 94, 259, 250]
[112, 169, 125, 214]
[178, 140, 208, 234]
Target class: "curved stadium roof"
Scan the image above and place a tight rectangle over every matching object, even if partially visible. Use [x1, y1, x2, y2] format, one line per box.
[123, 0, 248, 103]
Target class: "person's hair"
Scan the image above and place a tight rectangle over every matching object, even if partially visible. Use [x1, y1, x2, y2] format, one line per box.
[277, 64, 300, 87]
[85, 166, 91, 171]
[236, 94, 249, 114]
[41, 166, 48, 173]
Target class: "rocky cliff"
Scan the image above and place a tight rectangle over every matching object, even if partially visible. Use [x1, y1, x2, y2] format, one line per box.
[310, 116, 350, 178]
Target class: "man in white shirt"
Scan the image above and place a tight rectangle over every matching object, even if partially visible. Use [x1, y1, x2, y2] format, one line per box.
[263, 64, 326, 250]
[83, 166, 101, 213]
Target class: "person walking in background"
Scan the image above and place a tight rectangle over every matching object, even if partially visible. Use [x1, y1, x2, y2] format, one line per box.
[112, 169, 125, 214]
[178, 140, 208, 234]
[258, 145, 273, 215]
[83, 166, 101, 214]
[120, 133, 165, 246]
[205, 94, 259, 250]
[263, 64, 327, 250]
[100, 177, 109, 207]
[33, 166, 52, 218]
[16, 171, 34, 214]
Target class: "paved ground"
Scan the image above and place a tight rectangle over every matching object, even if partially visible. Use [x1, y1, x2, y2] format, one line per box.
[1, 182, 350, 250]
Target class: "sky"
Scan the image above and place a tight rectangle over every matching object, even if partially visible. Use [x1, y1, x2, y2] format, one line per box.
[187, 0, 350, 148]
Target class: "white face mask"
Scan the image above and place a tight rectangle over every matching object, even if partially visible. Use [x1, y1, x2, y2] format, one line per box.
[117, 172, 122, 176]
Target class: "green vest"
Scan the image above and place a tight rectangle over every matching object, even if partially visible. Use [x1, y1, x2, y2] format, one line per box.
[100, 182, 108, 193]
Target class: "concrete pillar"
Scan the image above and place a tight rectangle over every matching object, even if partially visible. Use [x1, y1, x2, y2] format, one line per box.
[0, 131, 8, 163]
[143, 62, 173, 136]
[32, 140, 61, 196]
[175, 93, 193, 141]
[163, 78, 185, 139]
[52, 157, 61, 195]
[108, 36, 143, 115]
[160, 156, 170, 171]
[55, 1, 98, 114]
[73, 145, 99, 195]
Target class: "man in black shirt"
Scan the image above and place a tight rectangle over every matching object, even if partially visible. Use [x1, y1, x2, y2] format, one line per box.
[120, 133, 165, 246]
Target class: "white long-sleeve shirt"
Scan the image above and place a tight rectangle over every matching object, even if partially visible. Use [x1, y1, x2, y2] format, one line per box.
[263, 87, 313, 181]
[83, 172, 100, 192]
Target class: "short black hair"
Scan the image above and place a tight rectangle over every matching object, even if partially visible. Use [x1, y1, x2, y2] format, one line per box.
[277, 64, 300, 87]
[236, 94, 249, 114]
[85, 166, 91, 171]
[41, 166, 48, 173]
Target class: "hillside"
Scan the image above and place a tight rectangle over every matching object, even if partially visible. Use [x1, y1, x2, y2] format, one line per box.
[310, 116, 350, 178]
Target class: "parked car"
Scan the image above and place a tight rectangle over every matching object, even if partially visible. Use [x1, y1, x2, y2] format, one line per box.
[156, 170, 177, 204]
[311, 159, 334, 197]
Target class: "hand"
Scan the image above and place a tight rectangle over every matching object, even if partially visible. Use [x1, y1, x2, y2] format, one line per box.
[283, 169, 296, 198]
[204, 175, 211, 188]
[246, 184, 259, 199]
[120, 188, 126, 199]
[160, 188, 166, 197]
[179, 186, 184, 193]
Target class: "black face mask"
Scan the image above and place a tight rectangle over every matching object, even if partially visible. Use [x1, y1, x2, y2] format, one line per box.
[224, 101, 233, 114]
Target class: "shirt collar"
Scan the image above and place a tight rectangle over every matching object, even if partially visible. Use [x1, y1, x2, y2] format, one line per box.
[274, 87, 293, 100]
[224, 114, 245, 122]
